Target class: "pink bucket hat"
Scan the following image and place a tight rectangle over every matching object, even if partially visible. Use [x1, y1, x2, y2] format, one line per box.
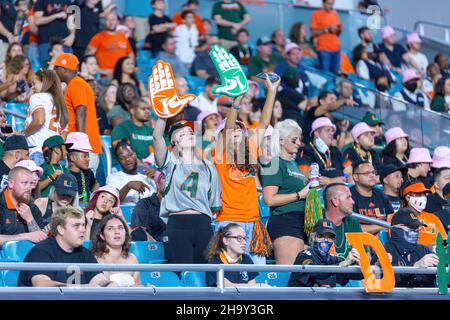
[385, 127, 408, 145]
[432, 146, 450, 168]
[215, 118, 248, 141]
[285, 42, 301, 55]
[89, 185, 121, 206]
[66, 132, 93, 153]
[351, 122, 375, 141]
[406, 32, 421, 45]
[196, 111, 219, 124]
[407, 147, 433, 164]
[402, 69, 420, 83]
[381, 26, 396, 40]
[15, 160, 43, 177]
[310, 117, 336, 136]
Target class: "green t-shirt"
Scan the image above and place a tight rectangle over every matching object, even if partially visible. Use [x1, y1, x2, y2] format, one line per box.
[111, 120, 154, 160]
[261, 156, 308, 215]
[325, 214, 363, 259]
[107, 105, 131, 125]
[431, 95, 446, 112]
[248, 54, 283, 77]
[212, 1, 247, 41]
[40, 163, 70, 197]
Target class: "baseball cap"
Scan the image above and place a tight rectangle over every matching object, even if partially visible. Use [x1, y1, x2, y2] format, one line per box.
[4, 135, 35, 151]
[89, 185, 120, 206]
[362, 111, 384, 126]
[391, 207, 427, 229]
[256, 36, 271, 46]
[42, 135, 73, 152]
[378, 164, 407, 183]
[54, 173, 78, 197]
[313, 219, 336, 237]
[15, 160, 43, 177]
[168, 120, 195, 142]
[401, 181, 432, 198]
[217, 95, 233, 107]
[48, 53, 80, 71]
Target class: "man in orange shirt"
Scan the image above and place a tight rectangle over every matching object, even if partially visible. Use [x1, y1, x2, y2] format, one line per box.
[172, 0, 205, 35]
[86, 12, 134, 78]
[51, 53, 102, 173]
[310, 0, 343, 74]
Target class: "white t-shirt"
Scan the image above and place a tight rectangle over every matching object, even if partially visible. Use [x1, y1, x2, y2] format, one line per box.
[24, 93, 61, 155]
[408, 52, 429, 75]
[190, 93, 218, 113]
[174, 24, 199, 65]
[106, 171, 156, 204]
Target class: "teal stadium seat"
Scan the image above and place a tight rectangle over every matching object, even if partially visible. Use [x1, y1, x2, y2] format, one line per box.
[2, 270, 19, 287]
[378, 230, 389, 246]
[258, 195, 270, 226]
[82, 240, 91, 249]
[182, 271, 206, 287]
[130, 241, 166, 264]
[140, 271, 182, 287]
[2, 240, 34, 262]
[255, 271, 291, 287]
[120, 204, 134, 224]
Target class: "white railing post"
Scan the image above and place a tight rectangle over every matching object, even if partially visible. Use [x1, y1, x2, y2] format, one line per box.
[217, 268, 225, 293]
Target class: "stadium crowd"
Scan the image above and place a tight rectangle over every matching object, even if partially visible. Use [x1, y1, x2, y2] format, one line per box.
[0, 0, 448, 289]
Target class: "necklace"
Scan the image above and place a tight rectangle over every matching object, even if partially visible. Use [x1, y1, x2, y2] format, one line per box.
[50, 163, 63, 172]
[80, 171, 88, 202]
[354, 144, 372, 164]
[310, 142, 332, 168]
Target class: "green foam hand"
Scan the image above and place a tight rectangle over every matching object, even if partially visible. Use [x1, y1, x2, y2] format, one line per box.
[209, 45, 249, 98]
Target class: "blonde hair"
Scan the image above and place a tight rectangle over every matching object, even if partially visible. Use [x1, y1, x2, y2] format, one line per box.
[48, 187, 81, 209]
[50, 206, 84, 236]
[270, 119, 302, 157]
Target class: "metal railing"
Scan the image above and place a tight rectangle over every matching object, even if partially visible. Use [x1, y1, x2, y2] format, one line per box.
[414, 20, 450, 45]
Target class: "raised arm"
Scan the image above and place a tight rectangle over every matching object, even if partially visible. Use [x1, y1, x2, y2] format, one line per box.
[153, 118, 168, 168]
[256, 75, 280, 146]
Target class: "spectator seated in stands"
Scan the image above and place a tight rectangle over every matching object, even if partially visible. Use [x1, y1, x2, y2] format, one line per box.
[15, 159, 43, 201]
[2, 54, 34, 102]
[355, 26, 379, 62]
[0, 167, 47, 246]
[98, 84, 118, 118]
[248, 36, 283, 81]
[406, 32, 428, 75]
[66, 132, 100, 203]
[197, 111, 219, 158]
[112, 56, 146, 98]
[131, 170, 167, 242]
[205, 223, 269, 288]
[344, 122, 382, 176]
[373, 207, 438, 287]
[405, 148, 433, 189]
[430, 77, 450, 114]
[426, 151, 450, 213]
[111, 98, 154, 162]
[191, 35, 220, 80]
[0, 43, 24, 82]
[84, 185, 129, 240]
[434, 182, 450, 234]
[91, 214, 142, 287]
[297, 117, 345, 186]
[173, 0, 205, 37]
[423, 63, 442, 99]
[144, 0, 177, 57]
[108, 83, 139, 128]
[18, 206, 118, 287]
[190, 77, 219, 113]
[288, 219, 360, 287]
[435, 53, 450, 78]
[379, 164, 406, 213]
[276, 66, 307, 125]
[289, 22, 317, 59]
[80, 55, 100, 82]
[335, 77, 363, 107]
[396, 180, 447, 250]
[0, 135, 33, 188]
[155, 35, 189, 77]
[174, 10, 199, 68]
[393, 69, 429, 111]
[229, 28, 252, 66]
[275, 43, 309, 96]
[35, 173, 80, 233]
[322, 183, 365, 259]
[362, 112, 385, 151]
[350, 161, 394, 235]
[353, 44, 392, 82]
[381, 127, 410, 167]
[106, 141, 156, 205]
[86, 12, 134, 79]
[373, 74, 394, 109]
[176, 77, 201, 121]
[271, 29, 286, 57]
[45, 38, 64, 70]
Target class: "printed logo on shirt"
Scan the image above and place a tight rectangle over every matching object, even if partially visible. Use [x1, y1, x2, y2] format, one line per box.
[287, 169, 304, 179]
[358, 208, 385, 219]
[131, 134, 153, 141]
[241, 271, 249, 282]
[221, 3, 240, 10]
[228, 167, 255, 181]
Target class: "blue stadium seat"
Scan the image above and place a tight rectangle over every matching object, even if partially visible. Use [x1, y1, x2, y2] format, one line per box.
[182, 271, 206, 287]
[120, 204, 134, 224]
[2, 270, 19, 287]
[130, 241, 166, 264]
[378, 230, 389, 246]
[82, 240, 91, 249]
[140, 271, 182, 287]
[258, 195, 270, 225]
[1, 240, 34, 262]
[185, 76, 206, 92]
[241, 65, 248, 77]
[255, 271, 291, 287]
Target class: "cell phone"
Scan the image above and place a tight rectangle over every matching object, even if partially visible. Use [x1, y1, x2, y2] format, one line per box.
[255, 72, 280, 82]
[17, 80, 26, 94]
[1, 125, 13, 134]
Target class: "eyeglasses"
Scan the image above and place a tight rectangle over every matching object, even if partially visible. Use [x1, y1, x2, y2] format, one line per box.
[355, 170, 377, 176]
[226, 235, 247, 243]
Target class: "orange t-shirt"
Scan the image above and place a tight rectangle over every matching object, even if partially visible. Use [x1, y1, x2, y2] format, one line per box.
[65, 76, 102, 154]
[88, 31, 132, 72]
[213, 147, 259, 223]
[310, 9, 341, 52]
[28, 9, 39, 44]
[340, 51, 355, 74]
[172, 13, 206, 34]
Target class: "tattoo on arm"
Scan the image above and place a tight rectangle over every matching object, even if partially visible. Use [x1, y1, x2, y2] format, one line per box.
[27, 220, 40, 232]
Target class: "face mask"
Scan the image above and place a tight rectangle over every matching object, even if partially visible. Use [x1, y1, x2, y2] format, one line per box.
[314, 136, 329, 154]
[312, 240, 333, 256]
[404, 81, 418, 92]
[408, 195, 427, 212]
[392, 227, 419, 245]
[376, 84, 388, 92]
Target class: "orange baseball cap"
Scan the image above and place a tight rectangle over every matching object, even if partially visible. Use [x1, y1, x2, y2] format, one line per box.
[401, 181, 431, 198]
[48, 53, 80, 71]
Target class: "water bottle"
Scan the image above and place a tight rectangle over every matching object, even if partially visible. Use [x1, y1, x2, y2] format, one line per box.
[310, 163, 320, 188]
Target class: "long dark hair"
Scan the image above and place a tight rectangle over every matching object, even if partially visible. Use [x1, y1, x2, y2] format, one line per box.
[116, 83, 139, 111]
[434, 76, 450, 97]
[226, 134, 258, 175]
[381, 138, 411, 160]
[289, 22, 306, 45]
[205, 223, 242, 260]
[90, 214, 131, 259]
[113, 56, 141, 96]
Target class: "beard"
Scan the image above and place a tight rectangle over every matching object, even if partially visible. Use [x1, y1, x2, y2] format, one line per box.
[13, 190, 31, 204]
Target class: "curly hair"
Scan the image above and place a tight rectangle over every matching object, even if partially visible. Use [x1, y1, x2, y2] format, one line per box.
[205, 223, 243, 261]
[90, 214, 132, 259]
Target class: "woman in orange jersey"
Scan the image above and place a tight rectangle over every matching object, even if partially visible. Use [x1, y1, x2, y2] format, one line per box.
[213, 75, 280, 264]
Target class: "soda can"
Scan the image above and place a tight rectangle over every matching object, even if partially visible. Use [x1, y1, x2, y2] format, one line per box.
[310, 163, 320, 188]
